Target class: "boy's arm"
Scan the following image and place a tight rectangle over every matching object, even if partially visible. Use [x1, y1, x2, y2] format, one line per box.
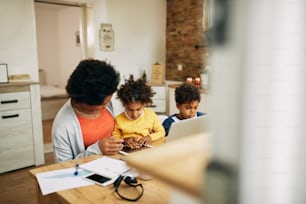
[162, 118, 172, 136]
[197, 112, 206, 116]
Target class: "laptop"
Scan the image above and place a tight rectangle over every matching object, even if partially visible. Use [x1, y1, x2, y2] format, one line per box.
[166, 115, 211, 141]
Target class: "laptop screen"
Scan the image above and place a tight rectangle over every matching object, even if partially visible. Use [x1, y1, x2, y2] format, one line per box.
[166, 115, 211, 141]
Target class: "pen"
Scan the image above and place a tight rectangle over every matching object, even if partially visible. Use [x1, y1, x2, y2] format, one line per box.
[74, 164, 79, 176]
[119, 150, 129, 156]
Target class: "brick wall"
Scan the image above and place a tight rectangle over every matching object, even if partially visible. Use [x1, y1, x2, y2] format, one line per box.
[166, 0, 209, 81]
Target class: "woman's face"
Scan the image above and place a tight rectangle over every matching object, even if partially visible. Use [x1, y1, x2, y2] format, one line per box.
[124, 102, 144, 120]
[74, 95, 112, 117]
[176, 100, 199, 119]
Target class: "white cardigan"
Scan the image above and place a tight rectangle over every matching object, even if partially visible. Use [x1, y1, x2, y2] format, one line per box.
[52, 99, 114, 163]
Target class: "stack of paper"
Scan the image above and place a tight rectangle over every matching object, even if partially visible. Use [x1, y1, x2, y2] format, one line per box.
[35, 156, 132, 195]
[80, 156, 131, 179]
[36, 168, 93, 195]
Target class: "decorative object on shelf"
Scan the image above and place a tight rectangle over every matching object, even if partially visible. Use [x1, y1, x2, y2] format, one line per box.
[201, 66, 209, 90]
[0, 63, 8, 83]
[186, 77, 202, 88]
[141, 70, 147, 82]
[150, 62, 164, 85]
[194, 77, 201, 88]
[186, 77, 193, 84]
[99, 23, 114, 51]
[201, 74, 208, 90]
[8, 74, 31, 82]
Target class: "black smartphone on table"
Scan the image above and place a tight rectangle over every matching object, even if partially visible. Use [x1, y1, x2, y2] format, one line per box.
[84, 174, 113, 186]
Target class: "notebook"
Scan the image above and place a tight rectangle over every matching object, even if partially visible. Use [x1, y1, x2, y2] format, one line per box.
[166, 115, 211, 141]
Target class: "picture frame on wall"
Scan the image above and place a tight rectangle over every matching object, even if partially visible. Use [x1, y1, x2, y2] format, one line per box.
[0, 64, 8, 83]
[75, 31, 81, 47]
[99, 23, 114, 51]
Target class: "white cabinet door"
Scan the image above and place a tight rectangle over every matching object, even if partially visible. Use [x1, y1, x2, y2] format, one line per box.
[147, 85, 166, 114]
[0, 109, 34, 173]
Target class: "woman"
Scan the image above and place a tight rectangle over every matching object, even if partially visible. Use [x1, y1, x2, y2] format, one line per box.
[52, 59, 123, 162]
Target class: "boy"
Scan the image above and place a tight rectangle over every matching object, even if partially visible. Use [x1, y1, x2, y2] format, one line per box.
[163, 83, 206, 136]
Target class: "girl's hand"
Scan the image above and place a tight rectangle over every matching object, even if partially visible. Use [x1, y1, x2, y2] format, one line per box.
[124, 137, 141, 149]
[138, 135, 152, 147]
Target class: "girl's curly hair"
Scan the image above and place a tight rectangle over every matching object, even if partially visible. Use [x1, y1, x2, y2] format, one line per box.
[117, 75, 155, 106]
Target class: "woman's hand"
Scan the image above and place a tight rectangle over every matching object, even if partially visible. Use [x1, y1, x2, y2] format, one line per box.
[99, 136, 123, 155]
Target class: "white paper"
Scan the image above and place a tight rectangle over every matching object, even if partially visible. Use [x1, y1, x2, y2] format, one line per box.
[80, 156, 131, 179]
[36, 167, 93, 195]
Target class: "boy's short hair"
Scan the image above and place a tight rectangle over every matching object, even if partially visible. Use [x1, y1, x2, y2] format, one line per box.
[175, 83, 201, 105]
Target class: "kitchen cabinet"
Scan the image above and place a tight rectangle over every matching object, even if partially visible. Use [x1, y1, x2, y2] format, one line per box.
[0, 82, 44, 173]
[146, 84, 166, 114]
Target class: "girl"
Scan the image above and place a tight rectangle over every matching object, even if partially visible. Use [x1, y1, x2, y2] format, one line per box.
[112, 75, 165, 149]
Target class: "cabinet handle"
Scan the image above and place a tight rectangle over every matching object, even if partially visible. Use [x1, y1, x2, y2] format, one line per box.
[2, 114, 19, 119]
[1, 99, 18, 104]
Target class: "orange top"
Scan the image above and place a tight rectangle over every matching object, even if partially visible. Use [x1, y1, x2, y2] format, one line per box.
[77, 108, 114, 148]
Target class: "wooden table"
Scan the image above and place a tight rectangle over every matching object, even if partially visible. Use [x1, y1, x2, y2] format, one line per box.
[29, 139, 170, 204]
[125, 133, 211, 197]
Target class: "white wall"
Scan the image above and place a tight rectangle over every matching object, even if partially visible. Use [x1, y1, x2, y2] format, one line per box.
[0, 1, 39, 81]
[35, 0, 166, 88]
[91, 0, 166, 81]
[35, 4, 61, 85]
[88, 0, 166, 115]
[35, 4, 83, 87]
[57, 7, 83, 88]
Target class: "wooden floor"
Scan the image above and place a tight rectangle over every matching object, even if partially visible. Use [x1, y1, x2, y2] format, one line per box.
[0, 120, 55, 204]
[42, 119, 53, 144]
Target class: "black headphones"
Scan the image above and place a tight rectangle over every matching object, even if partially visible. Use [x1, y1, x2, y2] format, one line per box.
[113, 175, 144, 202]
